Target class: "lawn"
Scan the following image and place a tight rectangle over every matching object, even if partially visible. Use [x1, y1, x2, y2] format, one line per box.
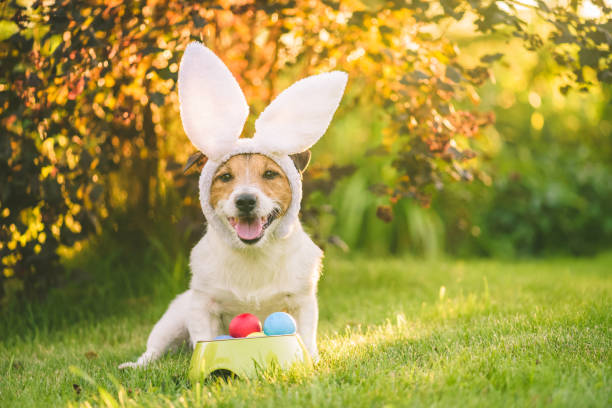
[1, 251, 610, 407]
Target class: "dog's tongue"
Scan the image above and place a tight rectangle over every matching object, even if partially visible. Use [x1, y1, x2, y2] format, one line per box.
[235, 218, 263, 240]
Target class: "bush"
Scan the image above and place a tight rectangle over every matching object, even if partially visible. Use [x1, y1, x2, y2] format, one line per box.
[2, 1, 610, 303]
[436, 66, 612, 257]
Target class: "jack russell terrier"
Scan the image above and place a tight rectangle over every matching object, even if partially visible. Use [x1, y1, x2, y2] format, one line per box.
[119, 42, 347, 368]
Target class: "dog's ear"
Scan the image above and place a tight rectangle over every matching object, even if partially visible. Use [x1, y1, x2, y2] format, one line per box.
[178, 42, 248, 160]
[290, 150, 311, 174]
[183, 151, 208, 174]
[253, 71, 348, 155]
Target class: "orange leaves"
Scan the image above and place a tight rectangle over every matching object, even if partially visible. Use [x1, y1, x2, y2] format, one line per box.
[1, 0, 499, 302]
[67, 76, 85, 100]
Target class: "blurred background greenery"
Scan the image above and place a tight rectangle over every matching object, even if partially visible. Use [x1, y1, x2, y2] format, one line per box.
[1, 0, 611, 308]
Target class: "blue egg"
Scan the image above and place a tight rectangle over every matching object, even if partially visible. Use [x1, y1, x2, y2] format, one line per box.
[263, 312, 297, 335]
[214, 335, 234, 340]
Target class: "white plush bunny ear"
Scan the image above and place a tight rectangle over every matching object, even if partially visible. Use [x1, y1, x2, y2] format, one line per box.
[254, 71, 348, 155]
[178, 42, 248, 160]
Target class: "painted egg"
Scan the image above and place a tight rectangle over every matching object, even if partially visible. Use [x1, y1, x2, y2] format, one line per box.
[229, 313, 262, 338]
[263, 312, 297, 336]
[214, 335, 234, 340]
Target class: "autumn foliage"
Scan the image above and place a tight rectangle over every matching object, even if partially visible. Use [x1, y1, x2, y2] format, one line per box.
[1, 0, 610, 303]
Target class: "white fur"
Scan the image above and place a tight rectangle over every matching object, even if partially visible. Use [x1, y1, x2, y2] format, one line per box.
[119, 42, 347, 369]
[119, 223, 322, 369]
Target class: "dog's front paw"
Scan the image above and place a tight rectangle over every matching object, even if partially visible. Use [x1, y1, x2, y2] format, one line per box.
[118, 361, 141, 370]
[118, 350, 159, 369]
[307, 347, 319, 364]
[311, 352, 320, 364]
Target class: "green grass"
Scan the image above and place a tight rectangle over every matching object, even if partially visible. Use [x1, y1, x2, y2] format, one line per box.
[1, 250, 611, 407]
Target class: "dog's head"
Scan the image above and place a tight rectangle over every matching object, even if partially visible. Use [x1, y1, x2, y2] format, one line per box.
[208, 152, 309, 246]
[177, 42, 346, 247]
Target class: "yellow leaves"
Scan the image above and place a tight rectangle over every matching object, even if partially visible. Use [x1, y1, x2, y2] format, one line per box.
[582, 66, 597, 84]
[94, 92, 106, 105]
[57, 135, 68, 147]
[528, 91, 541, 108]
[64, 213, 82, 233]
[3, 268, 14, 278]
[466, 85, 480, 105]
[409, 116, 418, 129]
[381, 127, 397, 147]
[152, 54, 169, 70]
[2, 207, 48, 254]
[0, 20, 19, 41]
[103, 74, 116, 88]
[81, 16, 94, 31]
[42, 34, 62, 56]
[66, 148, 78, 170]
[531, 112, 544, 130]
[16, 0, 35, 7]
[54, 84, 69, 106]
[347, 47, 365, 63]
[441, 118, 456, 132]
[18, 234, 28, 247]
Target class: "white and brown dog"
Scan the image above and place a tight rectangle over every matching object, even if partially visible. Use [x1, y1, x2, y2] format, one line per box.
[119, 42, 347, 368]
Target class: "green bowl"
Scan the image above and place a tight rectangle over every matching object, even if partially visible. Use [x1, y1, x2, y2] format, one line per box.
[189, 334, 312, 382]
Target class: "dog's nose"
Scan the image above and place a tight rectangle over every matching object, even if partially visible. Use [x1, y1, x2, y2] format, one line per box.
[235, 194, 257, 213]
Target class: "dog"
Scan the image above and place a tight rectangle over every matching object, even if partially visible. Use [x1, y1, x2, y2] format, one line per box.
[119, 42, 347, 369]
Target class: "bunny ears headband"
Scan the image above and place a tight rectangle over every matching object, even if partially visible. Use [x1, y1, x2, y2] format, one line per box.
[178, 42, 347, 244]
[179, 42, 348, 161]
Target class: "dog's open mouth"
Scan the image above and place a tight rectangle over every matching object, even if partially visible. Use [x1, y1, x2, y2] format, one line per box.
[228, 210, 279, 244]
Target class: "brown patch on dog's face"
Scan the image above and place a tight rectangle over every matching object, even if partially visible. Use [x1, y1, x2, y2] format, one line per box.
[210, 154, 291, 212]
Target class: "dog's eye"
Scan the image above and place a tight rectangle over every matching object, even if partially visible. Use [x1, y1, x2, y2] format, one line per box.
[263, 170, 279, 180]
[217, 173, 233, 182]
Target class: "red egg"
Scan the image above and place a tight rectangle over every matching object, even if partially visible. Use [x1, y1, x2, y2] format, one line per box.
[229, 313, 262, 338]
